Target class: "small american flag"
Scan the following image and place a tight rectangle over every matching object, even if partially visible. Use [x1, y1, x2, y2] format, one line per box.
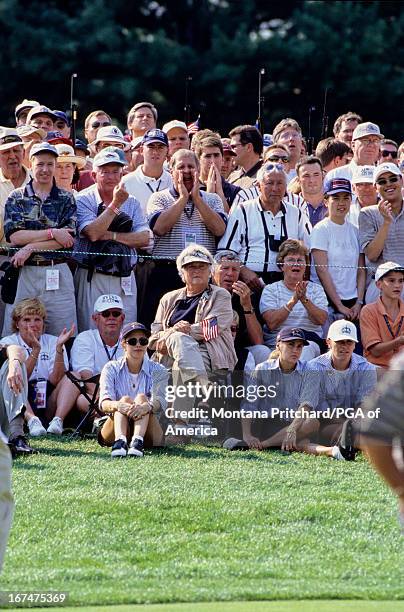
[201, 316, 218, 341]
[187, 115, 200, 135]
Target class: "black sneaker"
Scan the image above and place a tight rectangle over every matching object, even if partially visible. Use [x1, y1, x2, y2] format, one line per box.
[9, 435, 35, 455]
[128, 437, 144, 457]
[336, 419, 357, 461]
[111, 439, 128, 457]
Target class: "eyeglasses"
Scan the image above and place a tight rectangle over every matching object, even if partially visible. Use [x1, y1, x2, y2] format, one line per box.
[91, 121, 111, 129]
[359, 138, 380, 145]
[266, 155, 289, 163]
[376, 176, 400, 186]
[381, 150, 398, 159]
[125, 337, 149, 346]
[100, 309, 122, 318]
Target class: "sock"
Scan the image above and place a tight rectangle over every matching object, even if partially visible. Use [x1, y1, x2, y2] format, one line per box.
[9, 415, 25, 440]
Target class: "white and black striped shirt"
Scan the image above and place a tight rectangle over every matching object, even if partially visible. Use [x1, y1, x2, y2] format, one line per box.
[218, 197, 311, 273]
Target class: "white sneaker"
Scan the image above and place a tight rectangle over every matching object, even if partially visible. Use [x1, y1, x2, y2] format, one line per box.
[28, 416, 47, 437]
[47, 416, 64, 435]
[331, 445, 345, 461]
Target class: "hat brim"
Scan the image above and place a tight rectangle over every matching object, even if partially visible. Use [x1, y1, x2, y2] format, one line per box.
[325, 188, 352, 196]
[19, 128, 47, 140]
[354, 132, 384, 141]
[0, 141, 24, 152]
[181, 257, 211, 267]
[94, 137, 126, 146]
[278, 336, 309, 346]
[376, 267, 404, 282]
[56, 155, 86, 169]
[143, 138, 168, 146]
[328, 334, 358, 343]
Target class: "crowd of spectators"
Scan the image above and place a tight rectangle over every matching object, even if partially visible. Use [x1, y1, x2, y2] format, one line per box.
[0, 100, 403, 463]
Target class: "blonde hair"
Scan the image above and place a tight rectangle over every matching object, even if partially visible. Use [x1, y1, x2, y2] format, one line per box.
[12, 298, 46, 332]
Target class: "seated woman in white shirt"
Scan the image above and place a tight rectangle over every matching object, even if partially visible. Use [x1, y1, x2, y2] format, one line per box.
[98, 322, 168, 458]
[260, 239, 328, 361]
[310, 178, 366, 329]
[1, 298, 73, 436]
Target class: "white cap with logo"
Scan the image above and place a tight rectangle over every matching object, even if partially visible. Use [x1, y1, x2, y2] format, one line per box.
[352, 122, 383, 141]
[375, 261, 404, 282]
[373, 162, 401, 184]
[93, 294, 124, 313]
[327, 319, 358, 343]
[351, 165, 374, 184]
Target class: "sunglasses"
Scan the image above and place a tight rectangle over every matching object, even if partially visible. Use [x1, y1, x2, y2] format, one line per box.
[91, 121, 111, 129]
[381, 150, 398, 159]
[230, 326, 239, 333]
[376, 176, 399, 186]
[125, 337, 148, 346]
[100, 309, 122, 318]
[263, 162, 284, 173]
[266, 155, 289, 163]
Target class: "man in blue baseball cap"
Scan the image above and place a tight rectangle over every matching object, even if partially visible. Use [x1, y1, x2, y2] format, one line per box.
[53, 111, 70, 139]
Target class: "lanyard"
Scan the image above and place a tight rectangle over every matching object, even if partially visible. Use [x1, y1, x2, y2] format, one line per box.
[102, 339, 119, 361]
[146, 179, 162, 194]
[383, 314, 404, 339]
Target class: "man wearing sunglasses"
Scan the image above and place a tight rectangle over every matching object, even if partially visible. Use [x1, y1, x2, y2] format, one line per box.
[227, 125, 263, 189]
[46, 294, 126, 435]
[379, 139, 399, 167]
[359, 163, 404, 304]
[326, 122, 383, 183]
[84, 110, 112, 147]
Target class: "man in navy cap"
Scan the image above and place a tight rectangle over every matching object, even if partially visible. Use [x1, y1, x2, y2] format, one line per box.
[53, 111, 70, 139]
[2, 142, 77, 336]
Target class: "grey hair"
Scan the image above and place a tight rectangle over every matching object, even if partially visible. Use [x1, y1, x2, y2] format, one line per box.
[213, 250, 242, 267]
[257, 162, 288, 183]
[176, 244, 214, 282]
[170, 148, 200, 170]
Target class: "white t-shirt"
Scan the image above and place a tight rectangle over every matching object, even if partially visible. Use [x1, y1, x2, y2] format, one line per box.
[71, 329, 124, 375]
[123, 166, 173, 214]
[310, 218, 361, 300]
[325, 160, 358, 183]
[0, 333, 69, 381]
[259, 280, 328, 346]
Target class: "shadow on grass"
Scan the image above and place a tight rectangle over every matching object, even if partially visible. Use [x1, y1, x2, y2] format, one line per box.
[151, 444, 296, 464]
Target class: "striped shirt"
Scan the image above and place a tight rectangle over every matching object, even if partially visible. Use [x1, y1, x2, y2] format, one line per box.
[359, 201, 404, 267]
[99, 354, 169, 413]
[299, 352, 377, 412]
[147, 187, 227, 259]
[218, 197, 311, 273]
[232, 186, 308, 213]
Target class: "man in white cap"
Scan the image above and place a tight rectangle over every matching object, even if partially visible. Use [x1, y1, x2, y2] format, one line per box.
[26, 105, 58, 135]
[326, 121, 383, 182]
[359, 163, 404, 303]
[162, 120, 190, 159]
[47, 294, 126, 435]
[74, 149, 149, 332]
[3, 142, 77, 337]
[16, 125, 47, 168]
[347, 165, 377, 227]
[93, 126, 127, 153]
[360, 261, 404, 369]
[14, 100, 40, 127]
[283, 319, 377, 461]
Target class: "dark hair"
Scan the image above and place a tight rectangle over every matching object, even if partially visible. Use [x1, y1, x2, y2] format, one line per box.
[194, 135, 223, 159]
[315, 138, 351, 168]
[228, 125, 263, 155]
[333, 112, 362, 137]
[295, 155, 323, 177]
[381, 139, 398, 149]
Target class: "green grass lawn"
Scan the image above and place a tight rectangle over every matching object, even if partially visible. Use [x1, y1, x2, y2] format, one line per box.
[1, 438, 404, 608]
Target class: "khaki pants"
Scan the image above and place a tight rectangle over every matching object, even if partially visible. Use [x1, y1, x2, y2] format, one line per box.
[0, 437, 13, 573]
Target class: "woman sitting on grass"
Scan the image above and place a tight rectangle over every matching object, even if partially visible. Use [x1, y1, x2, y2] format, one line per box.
[1, 298, 74, 437]
[98, 322, 168, 458]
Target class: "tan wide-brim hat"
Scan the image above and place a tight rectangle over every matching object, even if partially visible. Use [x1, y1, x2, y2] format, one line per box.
[55, 144, 86, 169]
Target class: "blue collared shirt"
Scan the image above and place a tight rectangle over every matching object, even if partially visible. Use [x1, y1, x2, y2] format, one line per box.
[299, 352, 377, 411]
[99, 354, 169, 413]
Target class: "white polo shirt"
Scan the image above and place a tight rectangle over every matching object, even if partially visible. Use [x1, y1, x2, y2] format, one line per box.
[123, 166, 173, 214]
[71, 329, 124, 375]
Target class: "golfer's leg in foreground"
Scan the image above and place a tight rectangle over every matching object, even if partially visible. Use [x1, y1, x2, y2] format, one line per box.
[0, 437, 14, 572]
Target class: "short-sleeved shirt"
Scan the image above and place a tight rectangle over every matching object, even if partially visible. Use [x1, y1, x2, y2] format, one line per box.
[71, 329, 124, 375]
[74, 185, 149, 266]
[4, 178, 76, 263]
[360, 297, 404, 368]
[147, 187, 226, 259]
[259, 280, 328, 347]
[299, 352, 377, 412]
[310, 217, 361, 300]
[325, 160, 359, 183]
[0, 166, 31, 245]
[0, 333, 68, 380]
[99, 354, 168, 413]
[218, 198, 311, 273]
[123, 166, 173, 215]
[359, 202, 404, 268]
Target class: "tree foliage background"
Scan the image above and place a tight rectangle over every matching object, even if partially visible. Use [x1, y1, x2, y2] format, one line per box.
[0, 0, 403, 142]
